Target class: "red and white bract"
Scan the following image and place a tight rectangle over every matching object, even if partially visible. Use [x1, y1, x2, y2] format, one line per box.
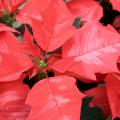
[52, 21, 120, 81]
[26, 76, 85, 120]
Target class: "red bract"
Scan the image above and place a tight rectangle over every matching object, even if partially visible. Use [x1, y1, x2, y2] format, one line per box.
[105, 73, 120, 119]
[85, 86, 111, 118]
[112, 15, 120, 33]
[22, 26, 42, 58]
[0, 0, 26, 14]
[0, 24, 32, 81]
[51, 21, 120, 81]
[26, 76, 85, 120]
[31, 0, 75, 52]
[17, 0, 75, 52]
[22, 27, 43, 77]
[0, 23, 18, 32]
[0, 74, 30, 119]
[16, 0, 43, 24]
[110, 0, 120, 12]
[66, 0, 103, 22]
[0, 0, 120, 119]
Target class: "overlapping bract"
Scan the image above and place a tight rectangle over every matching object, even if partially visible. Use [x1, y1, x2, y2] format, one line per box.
[21, 27, 43, 78]
[0, 24, 32, 81]
[66, 0, 103, 21]
[0, 0, 120, 120]
[105, 73, 120, 119]
[0, 75, 30, 120]
[17, 0, 76, 52]
[0, 0, 26, 14]
[110, 0, 120, 12]
[51, 21, 120, 80]
[22, 26, 41, 58]
[31, 1, 75, 52]
[26, 76, 85, 120]
[85, 86, 111, 117]
[16, 0, 43, 24]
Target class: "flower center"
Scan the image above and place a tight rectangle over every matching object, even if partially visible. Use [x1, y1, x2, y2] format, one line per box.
[38, 60, 47, 69]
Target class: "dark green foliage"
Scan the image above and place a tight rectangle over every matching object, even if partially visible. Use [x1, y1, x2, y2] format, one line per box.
[72, 17, 82, 29]
[80, 97, 105, 120]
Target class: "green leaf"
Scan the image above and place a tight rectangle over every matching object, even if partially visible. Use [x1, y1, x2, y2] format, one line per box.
[107, 115, 112, 120]
[80, 97, 105, 120]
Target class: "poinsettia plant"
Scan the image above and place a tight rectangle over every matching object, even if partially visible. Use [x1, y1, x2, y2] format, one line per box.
[0, 0, 120, 120]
